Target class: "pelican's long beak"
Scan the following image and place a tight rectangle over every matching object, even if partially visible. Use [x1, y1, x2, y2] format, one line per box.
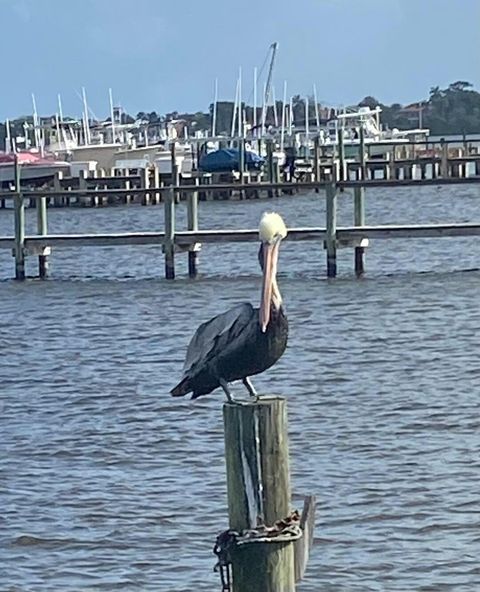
[260, 240, 279, 332]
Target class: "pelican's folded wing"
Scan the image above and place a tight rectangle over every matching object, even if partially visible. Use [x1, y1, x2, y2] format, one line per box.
[182, 303, 255, 376]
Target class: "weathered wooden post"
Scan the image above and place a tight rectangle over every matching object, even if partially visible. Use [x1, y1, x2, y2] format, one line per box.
[152, 164, 161, 204]
[354, 186, 365, 276]
[187, 178, 199, 278]
[171, 141, 180, 202]
[266, 140, 274, 197]
[36, 195, 49, 278]
[222, 397, 296, 592]
[13, 155, 26, 280]
[140, 166, 151, 205]
[53, 171, 64, 207]
[78, 169, 88, 206]
[325, 181, 337, 278]
[440, 138, 448, 178]
[124, 168, 132, 204]
[387, 146, 396, 180]
[238, 138, 245, 199]
[164, 187, 175, 279]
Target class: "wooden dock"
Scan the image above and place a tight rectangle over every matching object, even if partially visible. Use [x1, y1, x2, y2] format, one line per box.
[2, 135, 480, 208]
[2, 168, 480, 280]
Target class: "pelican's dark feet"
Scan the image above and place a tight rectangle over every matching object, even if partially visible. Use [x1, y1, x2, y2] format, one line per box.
[220, 379, 234, 403]
[242, 377, 258, 399]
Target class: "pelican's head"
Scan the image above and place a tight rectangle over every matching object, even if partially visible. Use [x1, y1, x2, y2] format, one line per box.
[258, 212, 287, 332]
[259, 212, 287, 245]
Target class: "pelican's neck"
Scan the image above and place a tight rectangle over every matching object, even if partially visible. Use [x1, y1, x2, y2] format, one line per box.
[271, 276, 282, 312]
[270, 242, 282, 311]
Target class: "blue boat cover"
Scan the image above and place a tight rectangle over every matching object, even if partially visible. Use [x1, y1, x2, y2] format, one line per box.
[199, 148, 264, 173]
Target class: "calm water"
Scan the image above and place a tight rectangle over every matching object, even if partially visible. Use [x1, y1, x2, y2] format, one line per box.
[2, 186, 480, 591]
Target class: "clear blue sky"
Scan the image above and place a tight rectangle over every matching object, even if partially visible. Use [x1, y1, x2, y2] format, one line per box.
[0, 0, 478, 120]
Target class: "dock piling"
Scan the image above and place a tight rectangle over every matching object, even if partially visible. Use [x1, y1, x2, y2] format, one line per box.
[266, 140, 274, 197]
[353, 186, 365, 276]
[36, 196, 49, 278]
[13, 156, 25, 280]
[13, 193, 25, 281]
[164, 187, 175, 279]
[140, 167, 151, 205]
[325, 182, 337, 278]
[223, 396, 296, 592]
[187, 179, 199, 278]
[440, 139, 448, 177]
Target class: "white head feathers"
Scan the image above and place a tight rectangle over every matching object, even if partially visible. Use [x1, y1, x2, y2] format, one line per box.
[259, 212, 287, 244]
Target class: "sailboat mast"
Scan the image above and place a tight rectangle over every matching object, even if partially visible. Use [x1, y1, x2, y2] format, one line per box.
[280, 80, 287, 152]
[55, 113, 61, 149]
[31, 93, 39, 149]
[313, 83, 320, 131]
[253, 67, 257, 136]
[57, 93, 64, 122]
[237, 67, 242, 138]
[82, 87, 91, 145]
[230, 77, 239, 139]
[211, 78, 218, 137]
[305, 96, 309, 144]
[5, 119, 11, 153]
[288, 96, 293, 136]
[272, 85, 278, 127]
[109, 88, 116, 144]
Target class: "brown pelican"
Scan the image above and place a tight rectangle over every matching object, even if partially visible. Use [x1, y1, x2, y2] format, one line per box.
[171, 212, 288, 401]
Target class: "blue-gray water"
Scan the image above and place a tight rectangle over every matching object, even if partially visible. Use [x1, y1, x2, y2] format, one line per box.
[2, 186, 480, 591]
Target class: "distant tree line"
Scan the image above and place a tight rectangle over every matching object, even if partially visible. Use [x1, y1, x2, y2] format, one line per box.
[1, 81, 480, 149]
[359, 81, 480, 134]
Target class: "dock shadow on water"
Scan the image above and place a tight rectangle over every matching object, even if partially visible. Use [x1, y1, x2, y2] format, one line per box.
[2, 188, 480, 590]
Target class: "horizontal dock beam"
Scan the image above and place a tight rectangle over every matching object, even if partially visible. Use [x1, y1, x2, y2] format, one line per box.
[2, 175, 480, 200]
[0, 223, 479, 252]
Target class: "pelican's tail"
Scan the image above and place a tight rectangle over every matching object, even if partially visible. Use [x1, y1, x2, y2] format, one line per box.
[170, 376, 191, 397]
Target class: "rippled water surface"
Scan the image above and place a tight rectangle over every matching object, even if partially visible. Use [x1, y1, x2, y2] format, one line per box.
[2, 186, 480, 591]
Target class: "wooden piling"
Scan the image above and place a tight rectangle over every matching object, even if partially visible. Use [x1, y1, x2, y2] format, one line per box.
[140, 167, 151, 205]
[266, 140, 274, 197]
[325, 182, 337, 278]
[53, 171, 64, 207]
[152, 165, 161, 204]
[187, 179, 199, 277]
[13, 193, 25, 280]
[78, 170, 88, 206]
[13, 156, 25, 280]
[238, 139, 245, 199]
[36, 196, 49, 278]
[223, 397, 295, 592]
[353, 186, 365, 276]
[164, 187, 175, 279]
[124, 169, 132, 204]
[171, 142, 180, 202]
[440, 139, 448, 178]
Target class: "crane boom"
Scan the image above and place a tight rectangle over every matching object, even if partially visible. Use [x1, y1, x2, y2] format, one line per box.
[261, 42, 278, 135]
